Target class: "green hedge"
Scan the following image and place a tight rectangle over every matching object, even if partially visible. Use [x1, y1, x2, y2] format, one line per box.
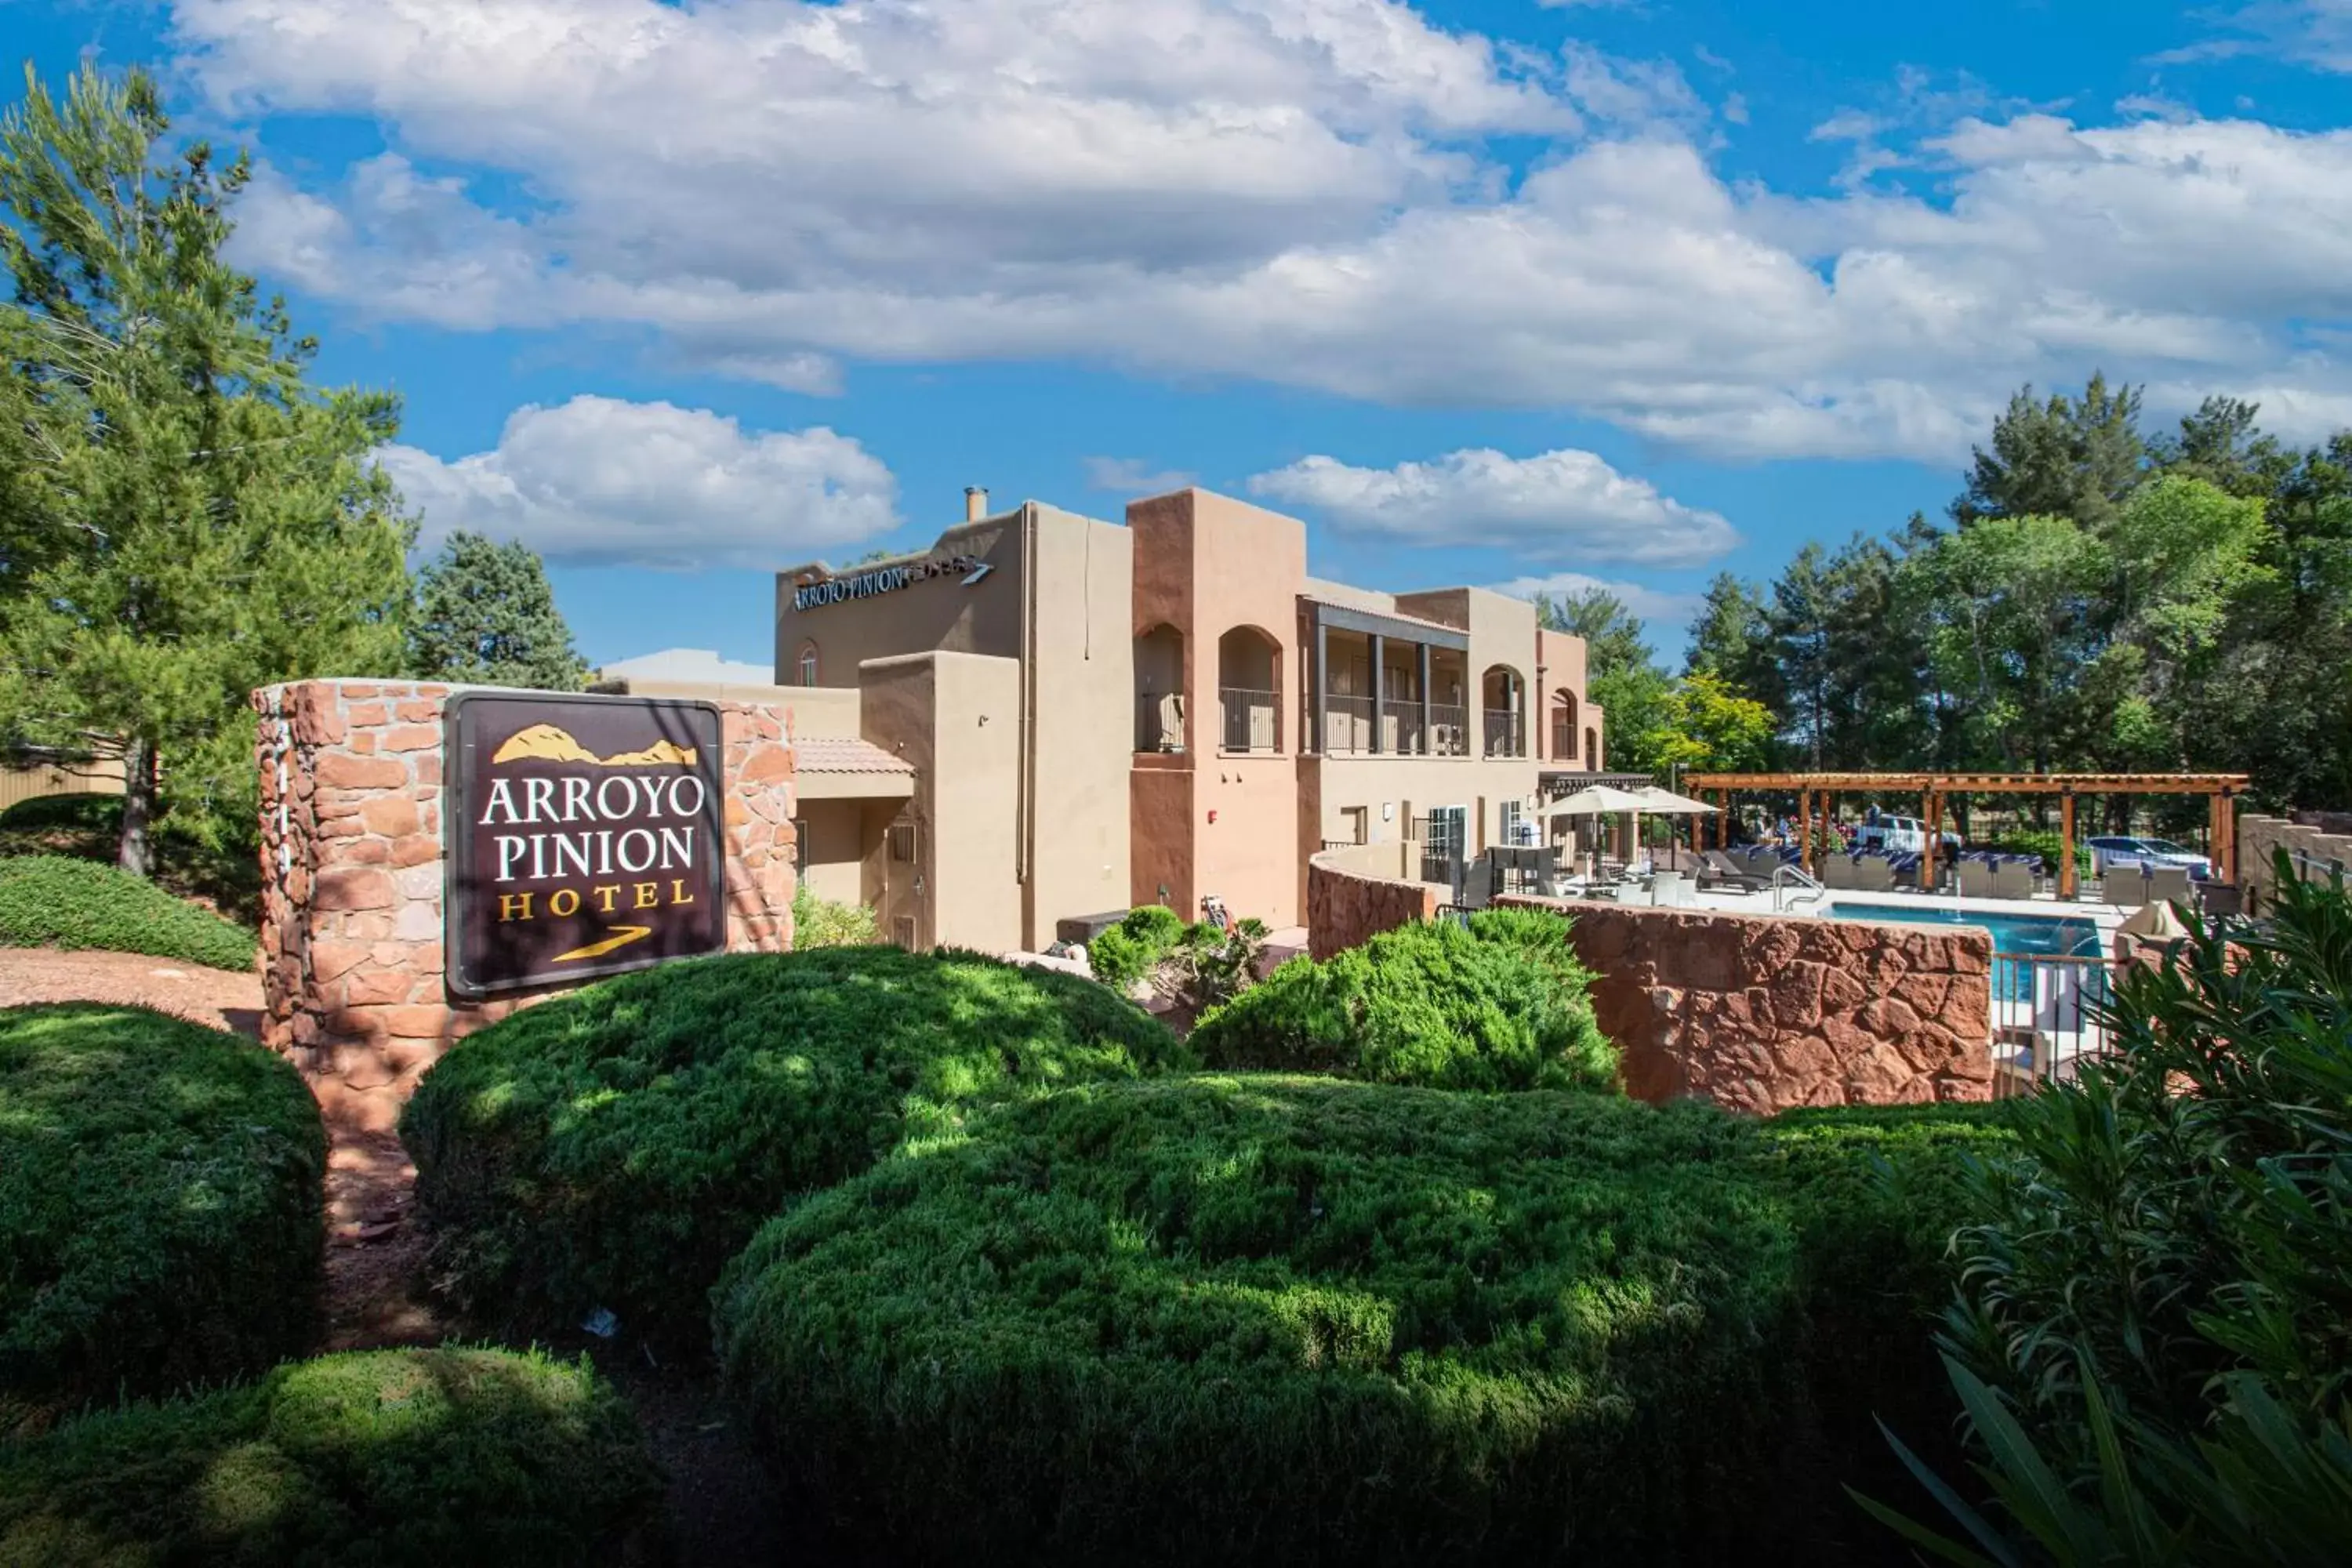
[1, 1005, 325, 1435]
[1087, 905, 1186, 993]
[1757, 1102, 2019, 1547]
[0, 1348, 662, 1566]
[1189, 911, 1616, 1092]
[0, 855, 257, 971]
[403, 947, 1192, 1345]
[715, 1077, 1813, 1564]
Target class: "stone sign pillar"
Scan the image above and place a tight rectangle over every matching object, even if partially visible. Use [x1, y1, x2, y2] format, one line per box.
[254, 679, 796, 1132]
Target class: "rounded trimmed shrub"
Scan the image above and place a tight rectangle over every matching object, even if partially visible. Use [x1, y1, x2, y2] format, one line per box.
[1190, 912, 1616, 1092]
[0, 1348, 662, 1566]
[1756, 1101, 2020, 1544]
[714, 1076, 1809, 1564]
[1, 1004, 325, 1434]
[402, 947, 1192, 1344]
[0, 855, 257, 971]
[1086, 904, 1186, 993]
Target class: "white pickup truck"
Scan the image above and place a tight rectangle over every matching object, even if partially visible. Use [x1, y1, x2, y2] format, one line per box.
[1853, 815, 1964, 855]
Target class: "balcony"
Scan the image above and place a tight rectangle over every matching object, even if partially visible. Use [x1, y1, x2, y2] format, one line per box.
[1135, 691, 1184, 753]
[1220, 687, 1280, 753]
[1316, 698, 1475, 757]
[1484, 712, 1526, 759]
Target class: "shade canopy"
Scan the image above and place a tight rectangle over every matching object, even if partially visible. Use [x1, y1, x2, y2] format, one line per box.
[1629, 785, 1719, 815]
[1539, 785, 1653, 818]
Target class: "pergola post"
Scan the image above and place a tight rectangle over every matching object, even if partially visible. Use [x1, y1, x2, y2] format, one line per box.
[1924, 791, 1942, 891]
[2060, 790, 2078, 902]
[1799, 789, 1813, 876]
[2220, 788, 2238, 884]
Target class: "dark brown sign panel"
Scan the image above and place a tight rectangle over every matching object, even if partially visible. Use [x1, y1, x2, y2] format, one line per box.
[445, 692, 725, 1000]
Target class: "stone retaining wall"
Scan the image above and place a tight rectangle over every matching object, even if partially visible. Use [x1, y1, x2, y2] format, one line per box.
[1299, 853, 1992, 1112]
[1494, 895, 1992, 1112]
[1306, 848, 1437, 960]
[254, 679, 796, 1132]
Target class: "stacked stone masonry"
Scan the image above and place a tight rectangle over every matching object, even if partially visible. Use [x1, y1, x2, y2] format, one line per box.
[2239, 813, 2352, 913]
[255, 680, 796, 1133]
[1301, 853, 1991, 1112]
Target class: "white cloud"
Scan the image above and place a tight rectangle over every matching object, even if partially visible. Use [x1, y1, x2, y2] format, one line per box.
[2154, 2, 2352, 74]
[171, 0, 2352, 463]
[1082, 456, 1198, 495]
[380, 395, 898, 568]
[596, 648, 776, 684]
[1247, 446, 1737, 566]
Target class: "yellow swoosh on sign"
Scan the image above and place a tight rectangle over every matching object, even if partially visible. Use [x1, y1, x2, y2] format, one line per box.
[551, 926, 653, 963]
[491, 724, 699, 768]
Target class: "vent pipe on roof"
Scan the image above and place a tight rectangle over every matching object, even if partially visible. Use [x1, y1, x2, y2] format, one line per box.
[964, 486, 988, 522]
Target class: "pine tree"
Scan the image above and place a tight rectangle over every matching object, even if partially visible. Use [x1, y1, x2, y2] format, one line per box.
[407, 532, 589, 691]
[0, 64, 413, 878]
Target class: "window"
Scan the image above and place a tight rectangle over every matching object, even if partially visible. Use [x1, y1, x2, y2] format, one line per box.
[790, 818, 808, 887]
[1501, 800, 1525, 847]
[797, 642, 820, 687]
[890, 821, 920, 863]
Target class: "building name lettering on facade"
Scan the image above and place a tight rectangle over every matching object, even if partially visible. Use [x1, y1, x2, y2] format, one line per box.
[792, 553, 988, 612]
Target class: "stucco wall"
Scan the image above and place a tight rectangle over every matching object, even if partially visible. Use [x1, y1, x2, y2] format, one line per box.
[859, 651, 1023, 952]
[1299, 853, 1992, 1112]
[773, 513, 1024, 684]
[2240, 812, 2352, 911]
[1024, 505, 1134, 946]
[795, 798, 868, 906]
[252, 679, 795, 1134]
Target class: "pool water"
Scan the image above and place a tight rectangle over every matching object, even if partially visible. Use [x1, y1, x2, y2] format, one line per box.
[1830, 901, 2101, 958]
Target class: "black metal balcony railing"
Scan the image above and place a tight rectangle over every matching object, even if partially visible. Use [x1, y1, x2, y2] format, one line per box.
[1483, 712, 1525, 758]
[1135, 691, 1184, 753]
[1220, 687, 1281, 753]
[1428, 702, 1470, 757]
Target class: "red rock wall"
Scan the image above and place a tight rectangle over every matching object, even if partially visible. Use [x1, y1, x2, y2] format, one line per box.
[1294, 853, 1992, 1112]
[1307, 850, 1437, 960]
[1494, 895, 1992, 1112]
[253, 680, 796, 1133]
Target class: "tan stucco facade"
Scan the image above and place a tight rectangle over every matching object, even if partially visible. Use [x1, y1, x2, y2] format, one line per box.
[769, 486, 1610, 946]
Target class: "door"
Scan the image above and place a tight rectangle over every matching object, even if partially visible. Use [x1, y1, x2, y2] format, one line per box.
[1424, 804, 1467, 884]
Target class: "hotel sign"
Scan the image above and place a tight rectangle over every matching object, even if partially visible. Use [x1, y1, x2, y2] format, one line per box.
[444, 692, 725, 999]
[792, 552, 990, 611]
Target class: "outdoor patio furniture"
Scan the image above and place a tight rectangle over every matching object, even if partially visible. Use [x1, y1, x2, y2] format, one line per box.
[1697, 851, 1769, 892]
[1857, 855, 1897, 892]
[2147, 866, 2194, 909]
[1991, 861, 2036, 900]
[2201, 882, 2243, 917]
[1958, 858, 1997, 898]
[1459, 854, 1497, 911]
[2101, 869, 2150, 908]
[1650, 871, 1695, 907]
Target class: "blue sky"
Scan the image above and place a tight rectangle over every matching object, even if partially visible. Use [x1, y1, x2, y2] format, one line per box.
[10, 0, 2352, 670]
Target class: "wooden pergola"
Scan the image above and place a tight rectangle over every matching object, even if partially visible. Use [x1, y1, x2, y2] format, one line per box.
[1682, 771, 2252, 899]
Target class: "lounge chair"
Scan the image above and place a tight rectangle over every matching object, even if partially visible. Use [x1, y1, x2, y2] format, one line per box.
[1991, 861, 2036, 900]
[1958, 858, 1997, 898]
[2102, 869, 2149, 909]
[2147, 866, 2194, 910]
[1698, 851, 1768, 892]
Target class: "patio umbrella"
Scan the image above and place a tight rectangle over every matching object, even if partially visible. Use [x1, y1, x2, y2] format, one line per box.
[1536, 784, 1653, 818]
[1628, 786, 1719, 815]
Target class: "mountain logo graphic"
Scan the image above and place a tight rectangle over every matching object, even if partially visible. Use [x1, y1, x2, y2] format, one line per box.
[490, 724, 699, 768]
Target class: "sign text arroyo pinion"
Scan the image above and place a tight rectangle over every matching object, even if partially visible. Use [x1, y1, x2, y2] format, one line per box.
[444, 692, 725, 998]
[791, 551, 990, 611]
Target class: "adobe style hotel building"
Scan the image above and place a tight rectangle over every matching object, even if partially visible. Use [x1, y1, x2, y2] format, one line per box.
[759, 487, 1616, 952]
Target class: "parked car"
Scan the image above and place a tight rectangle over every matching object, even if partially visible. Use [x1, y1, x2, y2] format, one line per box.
[2085, 835, 2213, 880]
[1853, 815, 1964, 856]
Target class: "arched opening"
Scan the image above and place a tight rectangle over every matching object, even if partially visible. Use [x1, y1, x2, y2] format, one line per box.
[796, 641, 820, 688]
[1134, 623, 1185, 752]
[1481, 664, 1526, 757]
[1584, 726, 1599, 771]
[1549, 688, 1579, 764]
[1218, 626, 1283, 753]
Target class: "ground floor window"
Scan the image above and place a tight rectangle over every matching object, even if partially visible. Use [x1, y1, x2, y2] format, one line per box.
[791, 818, 808, 887]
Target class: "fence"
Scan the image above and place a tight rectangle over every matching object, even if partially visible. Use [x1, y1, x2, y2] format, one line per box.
[1991, 951, 2114, 1098]
[1220, 687, 1280, 753]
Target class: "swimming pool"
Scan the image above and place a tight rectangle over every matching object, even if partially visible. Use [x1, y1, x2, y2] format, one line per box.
[1829, 901, 2101, 957]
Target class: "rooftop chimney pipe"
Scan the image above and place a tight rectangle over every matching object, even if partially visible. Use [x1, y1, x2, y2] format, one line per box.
[964, 486, 988, 522]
